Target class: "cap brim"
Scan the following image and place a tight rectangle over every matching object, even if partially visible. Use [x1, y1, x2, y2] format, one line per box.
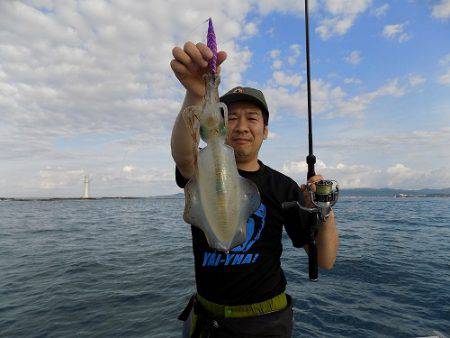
[220, 93, 269, 117]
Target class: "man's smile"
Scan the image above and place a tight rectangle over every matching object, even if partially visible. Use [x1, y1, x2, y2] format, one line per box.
[233, 138, 252, 145]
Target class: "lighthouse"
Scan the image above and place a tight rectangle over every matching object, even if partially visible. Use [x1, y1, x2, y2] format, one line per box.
[82, 175, 90, 199]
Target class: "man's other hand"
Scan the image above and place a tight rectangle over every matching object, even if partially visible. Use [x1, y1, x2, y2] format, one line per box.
[300, 175, 324, 208]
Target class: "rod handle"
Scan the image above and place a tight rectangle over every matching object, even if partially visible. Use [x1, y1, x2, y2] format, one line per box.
[308, 240, 318, 281]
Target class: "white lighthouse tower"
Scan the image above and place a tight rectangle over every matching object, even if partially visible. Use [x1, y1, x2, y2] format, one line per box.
[82, 175, 90, 199]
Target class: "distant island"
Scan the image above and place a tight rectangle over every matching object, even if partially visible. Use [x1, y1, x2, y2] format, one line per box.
[0, 196, 143, 202]
[157, 189, 450, 199]
[158, 189, 450, 198]
[2, 188, 449, 201]
[339, 187, 450, 198]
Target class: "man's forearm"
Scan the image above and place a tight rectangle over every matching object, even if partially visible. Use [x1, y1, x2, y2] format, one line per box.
[316, 209, 339, 269]
[170, 92, 202, 178]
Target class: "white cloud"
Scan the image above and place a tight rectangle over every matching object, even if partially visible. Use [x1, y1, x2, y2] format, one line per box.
[387, 163, 412, 175]
[316, 0, 372, 39]
[438, 70, 450, 85]
[244, 21, 258, 36]
[221, 42, 252, 88]
[281, 159, 450, 189]
[432, 0, 450, 19]
[282, 159, 325, 176]
[256, 0, 372, 40]
[316, 17, 353, 40]
[269, 49, 280, 59]
[290, 44, 301, 56]
[287, 57, 297, 66]
[37, 167, 84, 190]
[408, 74, 426, 86]
[267, 131, 277, 139]
[122, 165, 136, 173]
[344, 77, 362, 85]
[272, 71, 302, 87]
[322, 0, 371, 15]
[263, 76, 407, 121]
[317, 128, 450, 158]
[385, 164, 420, 187]
[382, 22, 411, 42]
[338, 77, 406, 112]
[255, 0, 310, 16]
[0, 0, 258, 197]
[371, 4, 389, 17]
[0, 0, 255, 133]
[345, 50, 362, 65]
[288, 44, 301, 65]
[272, 59, 283, 69]
[438, 54, 450, 85]
[439, 53, 450, 66]
[1, 1, 448, 196]
[268, 49, 283, 70]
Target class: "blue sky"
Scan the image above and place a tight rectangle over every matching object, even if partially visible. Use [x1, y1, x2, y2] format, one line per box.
[0, 0, 449, 197]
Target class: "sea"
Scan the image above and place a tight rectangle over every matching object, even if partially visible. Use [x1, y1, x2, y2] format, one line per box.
[0, 196, 449, 338]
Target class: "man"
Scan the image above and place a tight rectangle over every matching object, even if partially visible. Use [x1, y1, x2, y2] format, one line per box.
[170, 41, 339, 338]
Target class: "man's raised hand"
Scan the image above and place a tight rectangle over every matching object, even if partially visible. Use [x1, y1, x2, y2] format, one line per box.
[170, 41, 227, 101]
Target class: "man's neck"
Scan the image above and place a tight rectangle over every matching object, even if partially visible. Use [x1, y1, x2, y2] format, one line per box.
[236, 159, 260, 172]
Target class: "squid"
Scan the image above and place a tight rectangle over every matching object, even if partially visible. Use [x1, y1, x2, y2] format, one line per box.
[181, 19, 260, 252]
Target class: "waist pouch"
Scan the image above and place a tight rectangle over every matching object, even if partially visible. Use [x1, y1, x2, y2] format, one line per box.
[179, 294, 293, 338]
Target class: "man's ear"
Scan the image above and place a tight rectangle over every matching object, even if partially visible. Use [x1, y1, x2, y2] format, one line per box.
[263, 126, 269, 140]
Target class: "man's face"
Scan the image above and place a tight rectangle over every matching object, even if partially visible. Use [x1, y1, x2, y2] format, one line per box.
[225, 101, 268, 164]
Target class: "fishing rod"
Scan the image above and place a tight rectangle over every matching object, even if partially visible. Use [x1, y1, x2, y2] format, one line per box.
[304, 0, 315, 180]
[282, 0, 339, 281]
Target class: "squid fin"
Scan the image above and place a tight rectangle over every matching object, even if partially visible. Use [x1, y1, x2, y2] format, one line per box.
[181, 105, 201, 167]
[240, 176, 261, 215]
[183, 178, 200, 226]
[229, 177, 261, 249]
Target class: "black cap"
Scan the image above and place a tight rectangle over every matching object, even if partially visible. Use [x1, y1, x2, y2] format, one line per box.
[220, 86, 269, 125]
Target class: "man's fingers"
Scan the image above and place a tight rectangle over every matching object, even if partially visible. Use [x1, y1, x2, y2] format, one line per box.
[307, 175, 324, 184]
[196, 43, 227, 66]
[172, 46, 193, 68]
[170, 59, 189, 77]
[217, 51, 227, 65]
[185, 41, 208, 68]
[196, 42, 213, 61]
[306, 175, 324, 193]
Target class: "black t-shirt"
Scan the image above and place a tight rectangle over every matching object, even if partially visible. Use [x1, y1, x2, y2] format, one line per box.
[175, 160, 309, 305]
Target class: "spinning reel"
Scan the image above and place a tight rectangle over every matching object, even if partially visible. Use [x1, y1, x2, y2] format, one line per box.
[300, 179, 339, 222]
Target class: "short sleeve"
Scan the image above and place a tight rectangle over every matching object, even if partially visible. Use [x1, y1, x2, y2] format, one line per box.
[175, 166, 189, 188]
[283, 182, 312, 248]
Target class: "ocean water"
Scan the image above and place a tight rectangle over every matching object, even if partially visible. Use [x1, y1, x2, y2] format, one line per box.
[0, 196, 449, 338]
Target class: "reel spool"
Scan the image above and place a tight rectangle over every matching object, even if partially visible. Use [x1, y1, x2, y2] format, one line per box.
[300, 179, 339, 221]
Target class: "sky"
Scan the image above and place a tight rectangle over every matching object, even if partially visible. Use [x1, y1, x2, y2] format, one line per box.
[1, 0, 449, 197]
